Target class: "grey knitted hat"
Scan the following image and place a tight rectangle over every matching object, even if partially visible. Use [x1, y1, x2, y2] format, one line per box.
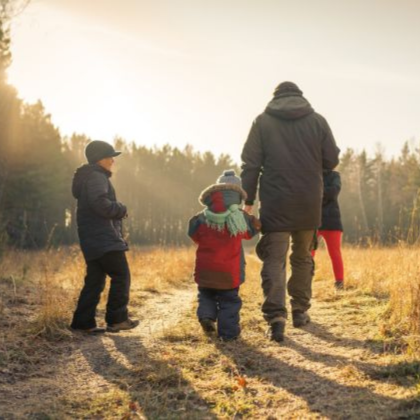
[216, 169, 242, 186]
[199, 169, 247, 205]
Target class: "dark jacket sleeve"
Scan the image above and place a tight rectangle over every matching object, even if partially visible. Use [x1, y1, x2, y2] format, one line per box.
[240, 119, 264, 205]
[86, 172, 127, 219]
[323, 172, 341, 201]
[320, 117, 340, 170]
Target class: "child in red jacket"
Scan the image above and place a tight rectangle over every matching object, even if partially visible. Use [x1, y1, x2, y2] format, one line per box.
[188, 170, 260, 341]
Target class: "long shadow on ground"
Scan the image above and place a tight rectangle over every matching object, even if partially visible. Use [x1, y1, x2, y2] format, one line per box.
[80, 334, 216, 419]
[305, 321, 386, 354]
[214, 336, 420, 419]
[286, 337, 419, 389]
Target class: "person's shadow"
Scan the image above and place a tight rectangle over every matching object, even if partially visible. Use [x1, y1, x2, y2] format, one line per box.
[305, 321, 387, 354]
[80, 334, 217, 419]
[213, 336, 419, 419]
[285, 337, 417, 388]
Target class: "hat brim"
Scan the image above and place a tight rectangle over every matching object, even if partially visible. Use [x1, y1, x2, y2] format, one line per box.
[102, 151, 122, 159]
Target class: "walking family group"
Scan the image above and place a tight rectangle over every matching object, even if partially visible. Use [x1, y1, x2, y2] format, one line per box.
[70, 81, 344, 343]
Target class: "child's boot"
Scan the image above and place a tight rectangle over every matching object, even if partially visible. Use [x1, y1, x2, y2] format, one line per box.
[199, 318, 216, 333]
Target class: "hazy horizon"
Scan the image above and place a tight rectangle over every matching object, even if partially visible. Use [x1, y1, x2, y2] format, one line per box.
[8, 0, 420, 162]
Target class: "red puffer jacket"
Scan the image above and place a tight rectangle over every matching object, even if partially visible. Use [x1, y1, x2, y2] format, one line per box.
[188, 188, 259, 289]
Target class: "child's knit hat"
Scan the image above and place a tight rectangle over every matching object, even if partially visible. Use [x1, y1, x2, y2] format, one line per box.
[199, 170, 249, 236]
[199, 169, 247, 205]
[216, 170, 242, 187]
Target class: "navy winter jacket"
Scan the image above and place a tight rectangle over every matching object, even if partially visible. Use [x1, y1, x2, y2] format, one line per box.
[72, 164, 128, 261]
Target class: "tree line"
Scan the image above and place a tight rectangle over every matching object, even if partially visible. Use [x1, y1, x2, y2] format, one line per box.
[1, 14, 420, 250]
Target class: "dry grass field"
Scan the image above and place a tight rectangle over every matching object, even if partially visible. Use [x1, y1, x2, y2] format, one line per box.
[0, 245, 420, 419]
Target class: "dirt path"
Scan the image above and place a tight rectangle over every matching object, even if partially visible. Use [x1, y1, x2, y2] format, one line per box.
[1, 279, 419, 419]
[0, 287, 197, 419]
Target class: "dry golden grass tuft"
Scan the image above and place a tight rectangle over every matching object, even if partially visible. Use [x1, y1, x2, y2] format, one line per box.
[314, 245, 420, 352]
[128, 246, 193, 293]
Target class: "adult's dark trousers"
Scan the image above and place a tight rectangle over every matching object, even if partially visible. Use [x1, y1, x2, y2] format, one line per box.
[197, 287, 242, 339]
[71, 250, 130, 329]
[256, 230, 315, 324]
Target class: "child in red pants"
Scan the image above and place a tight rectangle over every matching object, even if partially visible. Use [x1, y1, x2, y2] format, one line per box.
[312, 170, 344, 289]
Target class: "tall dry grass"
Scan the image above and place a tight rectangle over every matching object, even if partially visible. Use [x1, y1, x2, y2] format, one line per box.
[314, 245, 420, 348]
[0, 246, 195, 341]
[1, 245, 419, 346]
[128, 247, 194, 292]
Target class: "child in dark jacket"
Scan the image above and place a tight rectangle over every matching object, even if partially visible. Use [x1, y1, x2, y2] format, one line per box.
[188, 170, 260, 341]
[312, 169, 344, 290]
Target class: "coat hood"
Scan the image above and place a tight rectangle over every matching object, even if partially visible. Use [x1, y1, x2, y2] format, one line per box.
[265, 93, 314, 120]
[72, 164, 111, 199]
[199, 184, 246, 213]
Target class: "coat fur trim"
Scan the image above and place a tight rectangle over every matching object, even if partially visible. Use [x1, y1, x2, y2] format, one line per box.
[199, 183, 247, 205]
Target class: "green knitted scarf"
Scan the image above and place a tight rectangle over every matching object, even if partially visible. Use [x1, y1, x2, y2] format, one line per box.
[204, 204, 248, 237]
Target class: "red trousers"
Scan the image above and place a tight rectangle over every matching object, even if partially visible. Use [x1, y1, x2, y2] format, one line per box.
[312, 230, 344, 281]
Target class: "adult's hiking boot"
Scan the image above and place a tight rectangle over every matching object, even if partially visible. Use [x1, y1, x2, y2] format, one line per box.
[71, 326, 106, 334]
[199, 318, 216, 333]
[292, 310, 311, 328]
[269, 320, 286, 342]
[107, 318, 139, 333]
[335, 281, 344, 291]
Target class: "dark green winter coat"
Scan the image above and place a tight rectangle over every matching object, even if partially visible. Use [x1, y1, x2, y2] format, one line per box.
[72, 164, 128, 261]
[240, 92, 340, 233]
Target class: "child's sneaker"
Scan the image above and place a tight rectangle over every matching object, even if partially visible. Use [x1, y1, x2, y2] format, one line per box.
[199, 318, 216, 333]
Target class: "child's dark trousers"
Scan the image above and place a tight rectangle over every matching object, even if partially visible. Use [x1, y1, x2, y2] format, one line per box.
[71, 251, 130, 329]
[197, 287, 242, 339]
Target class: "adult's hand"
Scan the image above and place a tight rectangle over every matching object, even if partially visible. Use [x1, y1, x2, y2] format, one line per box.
[243, 205, 253, 215]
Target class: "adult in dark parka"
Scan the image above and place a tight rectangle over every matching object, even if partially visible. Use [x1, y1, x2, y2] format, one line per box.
[241, 81, 340, 342]
[70, 140, 139, 333]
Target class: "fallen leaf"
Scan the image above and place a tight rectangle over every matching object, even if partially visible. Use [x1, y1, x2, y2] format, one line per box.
[237, 376, 247, 388]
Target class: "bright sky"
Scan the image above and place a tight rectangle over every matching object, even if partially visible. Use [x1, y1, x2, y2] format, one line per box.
[8, 0, 420, 162]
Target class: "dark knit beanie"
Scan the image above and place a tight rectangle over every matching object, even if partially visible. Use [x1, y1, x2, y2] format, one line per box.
[274, 81, 303, 96]
[85, 140, 121, 164]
